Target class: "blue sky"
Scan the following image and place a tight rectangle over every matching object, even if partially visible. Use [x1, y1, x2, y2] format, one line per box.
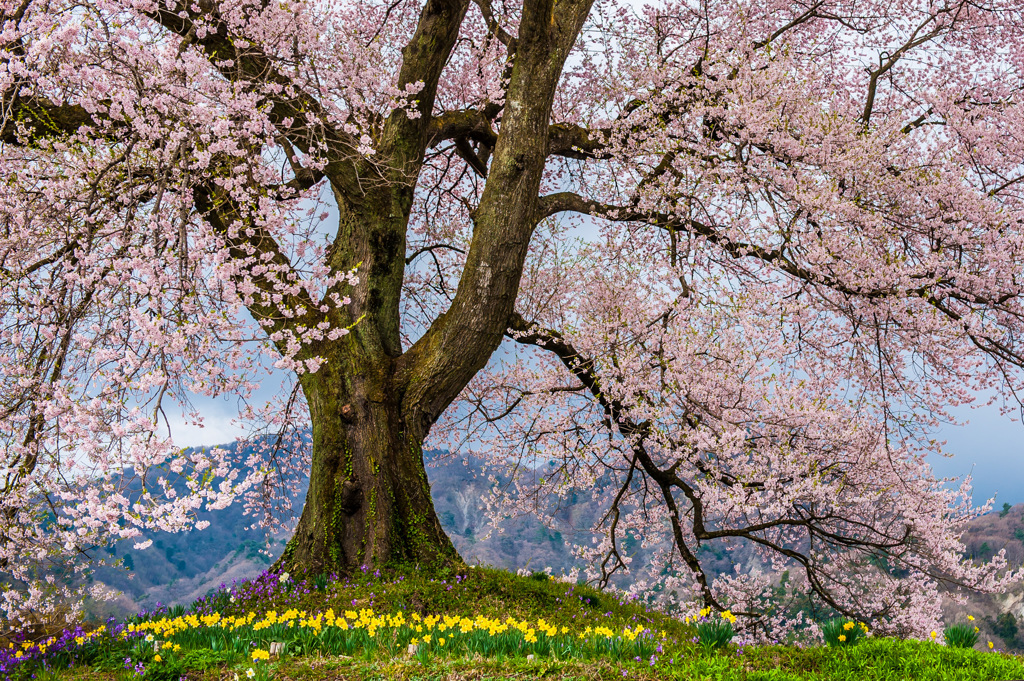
[932, 405, 1024, 508]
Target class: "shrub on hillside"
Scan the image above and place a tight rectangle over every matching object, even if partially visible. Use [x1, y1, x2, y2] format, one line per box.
[691, 607, 736, 650]
[990, 612, 1019, 643]
[945, 623, 980, 649]
[822, 619, 869, 647]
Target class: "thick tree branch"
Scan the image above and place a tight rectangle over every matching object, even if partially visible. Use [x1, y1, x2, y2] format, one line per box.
[538, 191, 1024, 367]
[0, 96, 97, 145]
[142, 0, 367, 199]
[453, 137, 489, 177]
[505, 308, 962, 618]
[317, 0, 470, 359]
[397, 0, 595, 430]
[426, 108, 499, 149]
[426, 109, 609, 162]
[379, 0, 471, 159]
[193, 181, 319, 345]
[547, 122, 611, 160]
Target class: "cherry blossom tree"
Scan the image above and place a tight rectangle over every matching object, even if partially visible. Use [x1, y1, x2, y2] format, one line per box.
[2, 0, 1024, 638]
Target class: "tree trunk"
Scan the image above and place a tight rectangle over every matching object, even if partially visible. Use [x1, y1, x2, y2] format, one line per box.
[277, 352, 460, 575]
[267, 0, 593, 578]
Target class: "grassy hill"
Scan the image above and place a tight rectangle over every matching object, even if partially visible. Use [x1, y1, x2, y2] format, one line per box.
[86, 451, 1024, 659]
[10, 567, 1024, 681]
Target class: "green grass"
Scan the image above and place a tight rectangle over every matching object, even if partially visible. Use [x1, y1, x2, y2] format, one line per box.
[12, 566, 1024, 680]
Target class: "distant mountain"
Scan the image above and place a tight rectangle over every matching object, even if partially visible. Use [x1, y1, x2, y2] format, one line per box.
[88, 450, 604, 615]
[939, 503, 1024, 652]
[959, 503, 1024, 567]
[88, 439, 300, 616]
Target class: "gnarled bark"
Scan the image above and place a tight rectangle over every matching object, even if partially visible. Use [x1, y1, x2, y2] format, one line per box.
[282, 352, 458, 573]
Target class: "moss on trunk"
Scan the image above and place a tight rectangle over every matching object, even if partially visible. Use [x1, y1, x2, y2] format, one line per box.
[277, 352, 460, 576]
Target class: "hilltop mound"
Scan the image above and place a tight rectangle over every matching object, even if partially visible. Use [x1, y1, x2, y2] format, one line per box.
[15, 567, 1024, 681]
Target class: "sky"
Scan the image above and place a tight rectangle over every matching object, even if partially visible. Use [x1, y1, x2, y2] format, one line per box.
[931, 405, 1024, 508]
